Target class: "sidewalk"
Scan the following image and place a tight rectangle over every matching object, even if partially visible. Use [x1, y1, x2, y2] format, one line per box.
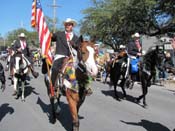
[162, 80, 175, 91]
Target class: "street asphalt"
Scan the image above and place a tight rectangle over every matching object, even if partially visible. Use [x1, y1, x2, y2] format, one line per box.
[0, 60, 175, 131]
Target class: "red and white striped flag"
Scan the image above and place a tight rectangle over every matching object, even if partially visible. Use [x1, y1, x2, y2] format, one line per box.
[31, 0, 36, 27]
[31, 0, 53, 65]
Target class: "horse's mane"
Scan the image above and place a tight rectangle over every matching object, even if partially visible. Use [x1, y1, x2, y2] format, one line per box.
[143, 46, 164, 71]
[143, 48, 156, 64]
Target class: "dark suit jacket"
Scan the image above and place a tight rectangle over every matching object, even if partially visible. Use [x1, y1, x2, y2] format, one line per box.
[13, 39, 30, 57]
[127, 40, 142, 56]
[52, 31, 80, 56]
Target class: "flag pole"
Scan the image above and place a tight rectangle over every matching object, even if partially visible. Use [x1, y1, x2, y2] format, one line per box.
[46, 58, 54, 97]
[31, 0, 54, 97]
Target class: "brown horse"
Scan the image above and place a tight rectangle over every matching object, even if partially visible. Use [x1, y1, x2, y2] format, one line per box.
[44, 37, 98, 131]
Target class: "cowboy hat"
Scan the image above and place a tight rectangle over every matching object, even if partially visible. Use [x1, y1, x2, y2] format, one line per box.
[133, 32, 140, 38]
[18, 33, 26, 38]
[63, 18, 77, 27]
[119, 44, 125, 49]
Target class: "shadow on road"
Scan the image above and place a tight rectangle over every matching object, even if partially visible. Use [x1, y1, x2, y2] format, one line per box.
[120, 119, 171, 131]
[101, 89, 136, 101]
[25, 86, 40, 98]
[36, 97, 72, 131]
[0, 103, 14, 122]
[101, 89, 143, 106]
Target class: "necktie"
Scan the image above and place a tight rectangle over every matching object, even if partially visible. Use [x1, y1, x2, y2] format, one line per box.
[22, 41, 26, 49]
[135, 40, 141, 50]
[66, 32, 70, 41]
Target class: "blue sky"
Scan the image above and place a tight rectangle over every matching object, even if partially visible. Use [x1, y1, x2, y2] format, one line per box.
[1, 0, 92, 37]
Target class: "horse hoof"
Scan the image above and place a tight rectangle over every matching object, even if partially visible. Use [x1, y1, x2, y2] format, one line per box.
[115, 97, 121, 101]
[15, 96, 19, 100]
[134, 98, 140, 104]
[123, 96, 126, 100]
[21, 99, 25, 102]
[12, 91, 17, 96]
[143, 103, 148, 108]
[49, 117, 56, 124]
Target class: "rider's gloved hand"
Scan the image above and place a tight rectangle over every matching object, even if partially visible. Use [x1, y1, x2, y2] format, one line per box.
[17, 47, 22, 51]
[137, 53, 142, 56]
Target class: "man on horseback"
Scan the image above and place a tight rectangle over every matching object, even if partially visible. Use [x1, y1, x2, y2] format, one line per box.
[127, 32, 142, 79]
[49, 18, 92, 95]
[13, 33, 39, 78]
[127, 32, 142, 58]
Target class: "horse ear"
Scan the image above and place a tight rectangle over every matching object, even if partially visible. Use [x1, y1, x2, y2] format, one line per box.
[78, 35, 83, 43]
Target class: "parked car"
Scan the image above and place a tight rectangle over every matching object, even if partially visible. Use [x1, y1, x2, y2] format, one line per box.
[0, 51, 8, 61]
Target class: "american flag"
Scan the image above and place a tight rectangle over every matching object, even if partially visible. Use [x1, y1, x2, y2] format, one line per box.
[31, 0, 53, 65]
[31, 0, 36, 27]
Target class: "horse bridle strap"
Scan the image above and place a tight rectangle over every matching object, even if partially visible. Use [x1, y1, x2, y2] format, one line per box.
[77, 61, 87, 73]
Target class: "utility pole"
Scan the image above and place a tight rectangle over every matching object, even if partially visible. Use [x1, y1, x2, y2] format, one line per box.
[48, 0, 61, 33]
[3, 38, 6, 50]
[20, 20, 24, 28]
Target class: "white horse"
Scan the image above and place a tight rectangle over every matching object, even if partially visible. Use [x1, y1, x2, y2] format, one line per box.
[13, 53, 29, 101]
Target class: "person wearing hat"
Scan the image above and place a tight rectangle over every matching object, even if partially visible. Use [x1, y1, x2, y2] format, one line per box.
[127, 32, 142, 57]
[13, 33, 39, 78]
[47, 18, 79, 88]
[42, 18, 92, 95]
[126, 33, 142, 82]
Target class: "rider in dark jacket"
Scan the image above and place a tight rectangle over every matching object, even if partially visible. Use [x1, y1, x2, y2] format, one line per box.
[127, 32, 142, 82]
[127, 32, 142, 57]
[50, 18, 80, 89]
[13, 33, 39, 78]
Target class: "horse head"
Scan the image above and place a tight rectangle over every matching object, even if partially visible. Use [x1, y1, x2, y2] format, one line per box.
[154, 45, 165, 71]
[143, 45, 165, 72]
[78, 36, 98, 77]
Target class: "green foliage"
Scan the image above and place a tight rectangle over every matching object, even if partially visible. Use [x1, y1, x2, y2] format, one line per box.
[80, 0, 175, 51]
[5, 28, 38, 48]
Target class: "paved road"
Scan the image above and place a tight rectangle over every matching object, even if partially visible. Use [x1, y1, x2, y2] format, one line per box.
[0, 61, 175, 131]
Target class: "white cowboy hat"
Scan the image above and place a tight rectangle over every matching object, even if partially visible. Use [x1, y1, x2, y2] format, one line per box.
[18, 33, 26, 38]
[133, 32, 140, 38]
[119, 44, 125, 49]
[63, 18, 77, 27]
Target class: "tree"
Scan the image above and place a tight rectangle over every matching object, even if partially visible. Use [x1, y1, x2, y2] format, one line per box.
[80, 0, 175, 51]
[6, 28, 38, 48]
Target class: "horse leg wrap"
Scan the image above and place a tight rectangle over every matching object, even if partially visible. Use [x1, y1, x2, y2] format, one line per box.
[72, 121, 79, 131]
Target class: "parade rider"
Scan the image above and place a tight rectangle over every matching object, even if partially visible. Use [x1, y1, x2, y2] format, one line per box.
[127, 32, 142, 81]
[50, 18, 93, 95]
[13, 33, 39, 78]
[127, 32, 142, 57]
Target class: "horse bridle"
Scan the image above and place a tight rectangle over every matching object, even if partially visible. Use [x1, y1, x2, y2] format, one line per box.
[77, 43, 95, 74]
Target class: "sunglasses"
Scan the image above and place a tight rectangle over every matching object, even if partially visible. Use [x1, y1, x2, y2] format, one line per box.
[65, 23, 73, 26]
